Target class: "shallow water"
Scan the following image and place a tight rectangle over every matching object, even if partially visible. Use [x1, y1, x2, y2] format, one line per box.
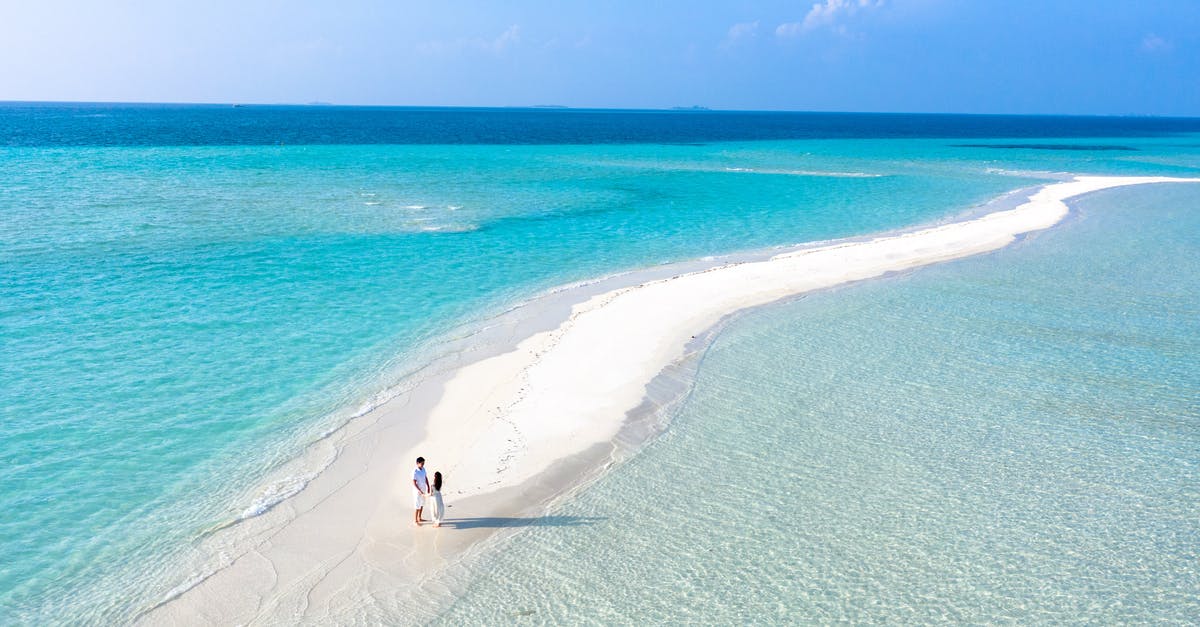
[433, 183, 1200, 624]
[2, 106, 1199, 622]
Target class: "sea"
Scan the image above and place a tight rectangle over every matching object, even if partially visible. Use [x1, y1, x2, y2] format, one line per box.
[2, 103, 1198, 623]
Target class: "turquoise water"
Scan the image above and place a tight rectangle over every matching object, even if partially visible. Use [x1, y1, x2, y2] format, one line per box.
[434, 184, 1200, 624]
[2, 106, 1200, 622]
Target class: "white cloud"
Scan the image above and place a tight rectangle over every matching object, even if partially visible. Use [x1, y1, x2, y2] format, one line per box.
[721, 21, 760, 49]
[1141, 33, 1172, 53]
[774, 22, 803, 38]
[492, 25, 521, 52]
[417, 25, 521, 56]
[777, 0, 884, 37]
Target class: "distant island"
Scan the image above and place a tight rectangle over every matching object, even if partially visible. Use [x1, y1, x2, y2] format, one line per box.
[672, 105, 711, 111]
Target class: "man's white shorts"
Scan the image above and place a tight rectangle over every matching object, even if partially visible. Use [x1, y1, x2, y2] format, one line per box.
[413, 491, 426, 508]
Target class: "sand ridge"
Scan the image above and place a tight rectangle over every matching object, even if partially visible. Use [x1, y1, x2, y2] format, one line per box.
[140, 176, 1199, 624]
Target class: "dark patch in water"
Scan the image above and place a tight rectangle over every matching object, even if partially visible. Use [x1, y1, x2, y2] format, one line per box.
[5, 102, 1199, 146]
[952, 143, 1138, 151]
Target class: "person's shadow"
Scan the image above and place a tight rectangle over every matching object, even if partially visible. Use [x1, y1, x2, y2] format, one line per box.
[439, 515, 605, 530]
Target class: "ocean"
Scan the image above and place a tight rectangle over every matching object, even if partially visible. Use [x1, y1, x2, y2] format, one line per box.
[1, 104, 1198, 622]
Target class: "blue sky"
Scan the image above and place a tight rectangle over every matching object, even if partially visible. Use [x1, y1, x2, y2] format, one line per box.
[1, 0, 1197, 115]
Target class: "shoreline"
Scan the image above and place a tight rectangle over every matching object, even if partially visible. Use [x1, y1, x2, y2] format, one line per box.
[139, 175, 1198, 624]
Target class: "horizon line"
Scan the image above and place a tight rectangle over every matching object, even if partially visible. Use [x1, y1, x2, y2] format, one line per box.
[1, 99, 1195, 120]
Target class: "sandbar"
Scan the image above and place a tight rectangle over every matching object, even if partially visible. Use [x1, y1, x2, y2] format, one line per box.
[139, 175, 1199, 624]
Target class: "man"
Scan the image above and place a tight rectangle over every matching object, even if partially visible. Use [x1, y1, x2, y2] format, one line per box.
[413, 456, 430, 526]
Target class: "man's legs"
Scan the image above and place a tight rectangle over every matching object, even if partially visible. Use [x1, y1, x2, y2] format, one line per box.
[415, 506, 424, 525]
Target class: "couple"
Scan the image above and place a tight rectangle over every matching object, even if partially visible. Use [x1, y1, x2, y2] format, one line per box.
[412, 456, 445, 527]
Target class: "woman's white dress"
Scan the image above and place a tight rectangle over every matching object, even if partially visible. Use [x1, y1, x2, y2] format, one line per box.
[431, 487, 445, 524]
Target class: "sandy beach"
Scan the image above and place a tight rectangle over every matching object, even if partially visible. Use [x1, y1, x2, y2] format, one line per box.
[139, 175, 1199, 624]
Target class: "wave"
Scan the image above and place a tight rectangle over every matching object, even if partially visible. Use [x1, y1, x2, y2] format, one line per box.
[723, 167, 883, 178]
[237, 471, 320, 520]
[418, 224, 479, 233]
[584, 159, 882, 178]
[984, 167, 1073, 179]
[133, 554, 231, 624]
[955, 143, 1138, 151]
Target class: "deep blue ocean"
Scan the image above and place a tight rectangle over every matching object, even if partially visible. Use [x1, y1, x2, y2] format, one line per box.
[2, 104, 1198, 623]
[6, 102, 1200, 146]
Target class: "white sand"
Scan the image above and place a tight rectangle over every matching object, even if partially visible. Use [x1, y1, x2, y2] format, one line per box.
[140, 176, 1198, 624]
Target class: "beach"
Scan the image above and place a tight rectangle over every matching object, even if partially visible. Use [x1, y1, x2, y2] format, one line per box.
[137, 175, 1199, 623]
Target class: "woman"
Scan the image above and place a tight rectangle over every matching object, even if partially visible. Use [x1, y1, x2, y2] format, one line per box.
[430, 471, 445, 527]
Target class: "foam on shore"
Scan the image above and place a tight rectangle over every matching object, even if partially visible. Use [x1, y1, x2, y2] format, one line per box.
[139, 176, 1199, 624]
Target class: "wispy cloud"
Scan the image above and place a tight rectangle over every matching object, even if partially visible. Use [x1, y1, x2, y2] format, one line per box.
[492, 25, 521, 52]
[721, 21, 760, 48]
[1141, 33, 1173, 53]
[777, 0, 884, 37]
[417, 25, 521, 56]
